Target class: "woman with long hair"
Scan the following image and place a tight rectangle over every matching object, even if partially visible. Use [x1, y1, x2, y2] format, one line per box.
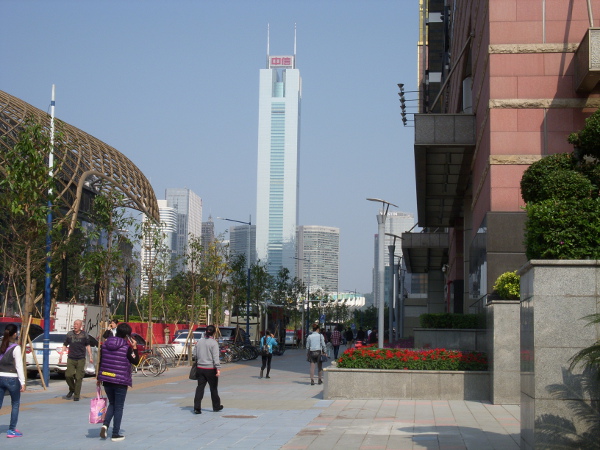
[259, 330, 277, 379]
[0, 324, 25, 438]
[96, 322, 140, 442]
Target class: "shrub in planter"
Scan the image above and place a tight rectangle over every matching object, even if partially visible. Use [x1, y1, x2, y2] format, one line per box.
[492, 271, 520, 300]
[337, 346, 488, 371]
[419, 313, 484, 329]
[524, 198, 600, 260]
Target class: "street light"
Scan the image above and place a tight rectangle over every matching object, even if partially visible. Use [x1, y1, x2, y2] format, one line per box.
[367, 198, 398, 348]
[218, 215, 252, 337]
[293, 256, 310, 349]
[385, 233, 403, 343]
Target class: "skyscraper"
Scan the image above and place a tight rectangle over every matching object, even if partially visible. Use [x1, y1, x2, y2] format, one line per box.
[140, 200, 177, 294]
[229, 224, 257, 266]
[296, 225, 340, 293]
[202, 215, 215, 251]
[165, 188, 202, 274]
[256, 28, 301, 277]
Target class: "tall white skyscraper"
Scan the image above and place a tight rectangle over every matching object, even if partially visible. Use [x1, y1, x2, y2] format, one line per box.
[165, 188, 202, 274]
[140, 200, 177, 294]
[256, 29, 301, 277]
[296, 225, 340, 293]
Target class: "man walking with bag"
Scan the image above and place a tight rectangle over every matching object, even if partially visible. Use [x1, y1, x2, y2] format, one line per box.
[59, 319, 93, 401]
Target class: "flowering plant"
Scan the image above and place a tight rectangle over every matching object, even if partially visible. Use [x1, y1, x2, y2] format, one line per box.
[336, 346, 488, 371]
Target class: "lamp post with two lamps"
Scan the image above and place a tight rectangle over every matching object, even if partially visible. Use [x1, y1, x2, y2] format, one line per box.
[385, 233, 403, 344]
[218, 215, 252, 336]
[367, 197, 398, 348]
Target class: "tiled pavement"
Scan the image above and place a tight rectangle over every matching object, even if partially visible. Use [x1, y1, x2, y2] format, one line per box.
[1, 347, 520, 449]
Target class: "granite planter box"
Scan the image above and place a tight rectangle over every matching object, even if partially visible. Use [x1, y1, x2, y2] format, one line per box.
[323, 367, 489, 400]
[414, 328, 487, 352]
[519, 260, 600, 450]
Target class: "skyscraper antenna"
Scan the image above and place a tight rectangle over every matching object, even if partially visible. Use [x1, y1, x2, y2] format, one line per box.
[294, 23, 297, 67]
[266, 23, 270, 68]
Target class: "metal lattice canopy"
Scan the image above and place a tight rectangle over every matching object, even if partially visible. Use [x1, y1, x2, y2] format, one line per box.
[0, 90, 159, 226]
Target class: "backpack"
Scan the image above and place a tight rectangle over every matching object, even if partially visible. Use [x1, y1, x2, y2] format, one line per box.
[260, 337, 270, 356]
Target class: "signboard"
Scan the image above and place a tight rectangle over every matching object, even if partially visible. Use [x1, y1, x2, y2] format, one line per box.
[269, 55, 294, 69]
[319, 314, 326, 323]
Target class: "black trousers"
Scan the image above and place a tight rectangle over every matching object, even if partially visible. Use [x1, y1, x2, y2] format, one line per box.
[261, 354, 273, 371]
[194, 368, 221, 410]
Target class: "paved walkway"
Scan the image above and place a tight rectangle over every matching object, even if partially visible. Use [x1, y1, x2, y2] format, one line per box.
[1, 347, 520, 449]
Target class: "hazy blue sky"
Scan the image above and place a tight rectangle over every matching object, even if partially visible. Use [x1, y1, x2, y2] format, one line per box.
[2, 0, 420, 294]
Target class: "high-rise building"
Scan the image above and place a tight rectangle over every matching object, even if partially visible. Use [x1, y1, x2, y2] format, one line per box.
[140, 199, 177, 294]
[202, 215, 215, 251]
[165, 188, 202, 274]
[256, 30, 301, 277]
[229, 224, 257, 265]
[372, 211, 415, 307]
[296, 225, 339, 293]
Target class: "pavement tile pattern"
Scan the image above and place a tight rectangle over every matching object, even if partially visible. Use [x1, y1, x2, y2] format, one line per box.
[1, 347, 520, 449]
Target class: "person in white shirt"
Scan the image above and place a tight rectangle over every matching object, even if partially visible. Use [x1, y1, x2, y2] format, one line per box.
[0, 324, 25, 438]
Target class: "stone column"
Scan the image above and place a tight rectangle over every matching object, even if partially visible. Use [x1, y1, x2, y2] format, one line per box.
[486, 298, 520, 404]
[519, 260, 600, 449]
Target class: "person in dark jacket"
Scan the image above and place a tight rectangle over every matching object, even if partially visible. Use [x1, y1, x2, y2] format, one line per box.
[96, 322, 140, 442]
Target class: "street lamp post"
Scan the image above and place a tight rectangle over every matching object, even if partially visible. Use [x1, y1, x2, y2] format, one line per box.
[293, 256, 310, 348]
[385, 233, 403, 344]
[218, 216, 252, 336]
[367, 198, 397, 349]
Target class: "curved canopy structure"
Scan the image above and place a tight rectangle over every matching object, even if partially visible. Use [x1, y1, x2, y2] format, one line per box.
[0, 90, 159, 223]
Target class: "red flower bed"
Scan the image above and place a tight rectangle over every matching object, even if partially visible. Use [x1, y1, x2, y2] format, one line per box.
[336, 346, 488, 371]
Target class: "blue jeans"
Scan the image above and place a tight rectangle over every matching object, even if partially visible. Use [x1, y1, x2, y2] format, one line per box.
[0, 376, 21, 430]
[102, 382, 128, 436]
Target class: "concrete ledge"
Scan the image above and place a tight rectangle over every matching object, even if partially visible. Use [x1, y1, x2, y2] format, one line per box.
[324, 367, 489, 400]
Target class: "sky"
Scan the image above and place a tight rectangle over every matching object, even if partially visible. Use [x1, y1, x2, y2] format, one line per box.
[1, 0, 420, 295]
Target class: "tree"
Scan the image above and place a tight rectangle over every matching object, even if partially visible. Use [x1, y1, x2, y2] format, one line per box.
[79, 190, 138, 340]
[0, 118, 63, 329]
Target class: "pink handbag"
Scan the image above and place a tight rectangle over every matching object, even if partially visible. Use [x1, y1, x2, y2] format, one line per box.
[89, 386, 107, 424]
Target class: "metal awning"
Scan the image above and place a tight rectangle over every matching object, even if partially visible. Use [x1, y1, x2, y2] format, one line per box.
[414, 114, 476, 228]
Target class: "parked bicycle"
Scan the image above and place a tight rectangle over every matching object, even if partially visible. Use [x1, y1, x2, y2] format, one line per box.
[131, 351, 163, 377]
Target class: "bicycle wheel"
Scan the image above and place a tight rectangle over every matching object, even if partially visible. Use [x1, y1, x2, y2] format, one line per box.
[141, 356, 162, 377]
[153, 353, 168, 374]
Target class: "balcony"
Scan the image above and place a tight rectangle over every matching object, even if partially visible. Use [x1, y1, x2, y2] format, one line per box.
[414, 113, 476, 228]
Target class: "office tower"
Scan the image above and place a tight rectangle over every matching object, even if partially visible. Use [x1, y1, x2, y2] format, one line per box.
[372, 211, 415, 306]
[296, 225, 340, 293]
[229, 224, 257, 265]
[256, 29, 301, 277]
[140, 200, 177, 294]
[165, 188, 202, 274]
[202, 215, 215, 251]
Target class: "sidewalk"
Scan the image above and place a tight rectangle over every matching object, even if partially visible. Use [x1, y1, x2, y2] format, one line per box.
[2, 348, 520, 449]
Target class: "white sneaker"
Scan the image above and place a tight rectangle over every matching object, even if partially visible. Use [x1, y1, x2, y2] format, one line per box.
[100, 425, 107, 439]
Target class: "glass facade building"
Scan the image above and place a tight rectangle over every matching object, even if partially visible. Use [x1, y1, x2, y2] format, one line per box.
[256, 48, 301, 277]
[165, 188, 202, 274]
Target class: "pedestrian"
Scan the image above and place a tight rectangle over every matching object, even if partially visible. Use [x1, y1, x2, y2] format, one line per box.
[306, 324, 326, 386]
[368, 328, 378, 345]
[356, 327, 365, 344]
[97, 322, 140, 442]
[330, 325, 342, 360]
[259, 330, 277, 379]
[102, 319, 119, 340]
[59, 319, 93, 401]
[192, 324, 223, 414]
[345, 327, 354, 348]
[0, 324, 25, 438]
